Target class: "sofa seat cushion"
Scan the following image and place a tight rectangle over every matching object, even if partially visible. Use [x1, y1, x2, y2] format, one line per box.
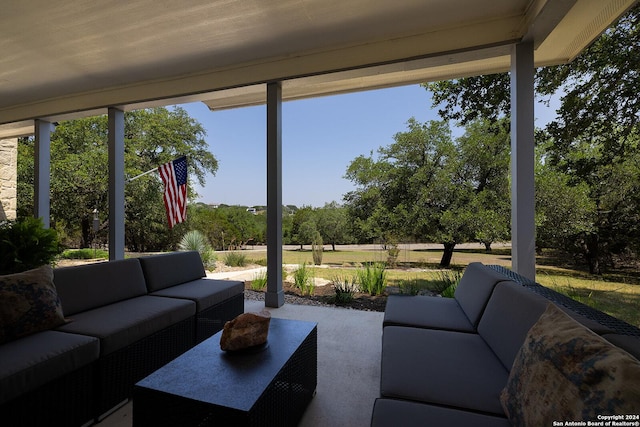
[139, 251, 206, 292]
[150, 278, 244, 312]
[371, 398, 511, 427]
[383, 295, 475, 332]
[54, 259, 148, 316]
[0, 265, 67, 344]
[0, 330, 99, 404]
[381, 326, 509, 415]
[500, 303, 640, 426]
[56, 296, 195, 355]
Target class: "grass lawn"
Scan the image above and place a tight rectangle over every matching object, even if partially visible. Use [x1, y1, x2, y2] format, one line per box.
[243, 247, 640, 328]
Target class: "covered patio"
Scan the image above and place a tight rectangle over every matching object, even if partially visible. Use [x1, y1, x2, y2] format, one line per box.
[1, 3, 639, 425]
[1, 0, 636, 307]
[102, 299, 385, 427]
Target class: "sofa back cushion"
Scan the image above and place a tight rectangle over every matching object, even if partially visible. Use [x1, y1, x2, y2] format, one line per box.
[139, 251, 206, 292]
[454, 262, 510, 327]
[54, 259, 148, 316]
[478, 281, 550, 370]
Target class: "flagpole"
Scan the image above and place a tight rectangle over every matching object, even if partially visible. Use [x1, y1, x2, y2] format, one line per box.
[127, 166, 158, 182]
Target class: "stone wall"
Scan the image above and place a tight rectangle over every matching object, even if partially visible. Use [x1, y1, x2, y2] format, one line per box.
[0, 138, 18, 221]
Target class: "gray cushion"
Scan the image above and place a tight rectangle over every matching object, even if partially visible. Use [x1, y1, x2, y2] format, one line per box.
[54, 259, 148, 316]
[382, 295, 474, 332]
[0, 330, 99, 404]
[603, 334, 640, 361]
[380, 326, 509, 415]
[371, 398, 511, 427]
[56, 296, 195, 355]
[139, 251, 206, 292]
[150, 278, 244, 311]
[454, 262, 511, 327]
[477, 281, 549, 370]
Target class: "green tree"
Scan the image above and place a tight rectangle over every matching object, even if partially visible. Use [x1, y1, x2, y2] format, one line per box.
[315, 201, 350, 250]
[291, 206, 315, 249]
[345, 118, 511, 266]
[456, 119, 511, 250]
[17, 107, 218, 251]
[424, 5, 640, 272]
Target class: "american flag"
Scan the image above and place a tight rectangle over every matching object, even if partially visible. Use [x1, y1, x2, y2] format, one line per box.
[158, 156, 187, 228]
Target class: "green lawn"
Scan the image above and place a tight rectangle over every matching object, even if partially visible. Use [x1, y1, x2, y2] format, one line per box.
[242, 247, 640, 328]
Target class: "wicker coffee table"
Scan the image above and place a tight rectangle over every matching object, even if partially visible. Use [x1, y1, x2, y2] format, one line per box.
[133, 317, 317, 427]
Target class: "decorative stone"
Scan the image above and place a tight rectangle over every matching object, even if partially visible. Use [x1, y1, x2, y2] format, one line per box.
[220, 309, 271, 351]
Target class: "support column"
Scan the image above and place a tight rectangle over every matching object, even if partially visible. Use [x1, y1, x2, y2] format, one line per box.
[510, 41, 536, 280]
[108, 108, 125, 261]
[265, 82, 285, 308]
[34, 120, 54, 228]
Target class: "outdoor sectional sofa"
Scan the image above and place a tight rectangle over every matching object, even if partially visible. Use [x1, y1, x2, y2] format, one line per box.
[372, 262, 640, 426]
[0, 250, 244, 427]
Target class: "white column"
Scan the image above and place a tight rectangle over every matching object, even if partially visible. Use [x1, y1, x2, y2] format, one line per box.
[510, 41, 536, 280]
[34, 120, 54, 228]
[108, 108, 125, 261]
[265, 82, 285, 308]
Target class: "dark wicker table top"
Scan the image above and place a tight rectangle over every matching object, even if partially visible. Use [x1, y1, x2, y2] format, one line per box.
[135, 317, 317, 411]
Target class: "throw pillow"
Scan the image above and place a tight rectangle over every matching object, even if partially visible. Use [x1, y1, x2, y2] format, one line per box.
[0, 265, 66, 344]
[500, 303, 640, 426]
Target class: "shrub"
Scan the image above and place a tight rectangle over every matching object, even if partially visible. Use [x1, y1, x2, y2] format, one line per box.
[312, 231, 323, 265]
[61, 248, 109, 260]
[333, 275, 359, 304]
[386, 243, 400, 267]
[178, 230, 217, 270]
[224, 252, 246, 267]
[293, 262, 314, 295]
[357, 262, 387, 296]
[398, 277, 421, 295]
[428, 269, 463, 295]
[0, 217, 60, 274]
[434, 269, 462, 298]
[441, 283, 457, 298]
[251, 270, 268, 291]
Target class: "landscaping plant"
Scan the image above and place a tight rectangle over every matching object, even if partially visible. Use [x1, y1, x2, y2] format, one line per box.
[293, 262, 315, 295]
[251, 270, 268, 291]
[312, 231, 323, 265]
[332, 275, 359, 304]
[178, 230, 217, 270]
[357, 262, 387, 296]
[398, 277, 421, 295]
[0, 217, 60, 274]
[224, 251, 247, 267]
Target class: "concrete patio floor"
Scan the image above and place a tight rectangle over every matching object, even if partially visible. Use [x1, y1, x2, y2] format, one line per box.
[98, 299, 384, 427]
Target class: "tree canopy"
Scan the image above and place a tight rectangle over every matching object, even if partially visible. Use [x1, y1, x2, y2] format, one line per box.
[18, 107, 218, 251]
[344, 118, 510, 266]
[423, 5, 640, 273]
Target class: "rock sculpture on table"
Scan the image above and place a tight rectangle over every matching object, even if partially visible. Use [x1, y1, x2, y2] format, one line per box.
[220, 309, 271, 351]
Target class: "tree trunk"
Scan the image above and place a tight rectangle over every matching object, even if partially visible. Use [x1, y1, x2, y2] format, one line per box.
[331, 242, 336, 251]
[440, 242, 456, 267]
[484, 242, 492, 252]
[583, 233, 601, 275]
[81, 218, 91, 248]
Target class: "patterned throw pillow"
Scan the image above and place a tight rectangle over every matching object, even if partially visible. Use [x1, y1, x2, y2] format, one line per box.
[0, 265, 67, 344]
[500, 303, 640, 426]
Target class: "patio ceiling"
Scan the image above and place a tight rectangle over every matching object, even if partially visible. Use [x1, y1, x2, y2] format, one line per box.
[0, 0, 636, 138]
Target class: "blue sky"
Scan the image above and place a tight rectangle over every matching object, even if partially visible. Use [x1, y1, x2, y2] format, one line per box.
[183, 84, 557, 208]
